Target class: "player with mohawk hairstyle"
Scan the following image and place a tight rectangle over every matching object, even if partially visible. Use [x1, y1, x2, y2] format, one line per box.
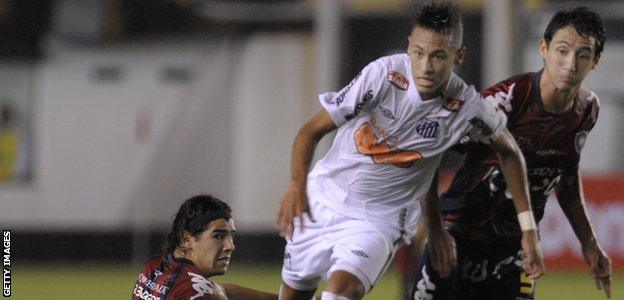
[276, 1, 543, 299]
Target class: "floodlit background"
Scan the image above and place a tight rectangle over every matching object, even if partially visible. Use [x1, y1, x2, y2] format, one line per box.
[0, 0, 622, 299]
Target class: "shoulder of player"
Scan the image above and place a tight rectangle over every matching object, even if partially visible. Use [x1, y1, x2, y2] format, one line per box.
[369, 53, 410, 76]
[170, 271, 222, 299]
[576, 85, 600, 124]
[578, 85, 600, 108]
[370, 53, 407, 68]
[137, 255, 166, 275]
[444, 73, 478, 105]
[481, 72, 535, 98]
[361, 54, 411, 92]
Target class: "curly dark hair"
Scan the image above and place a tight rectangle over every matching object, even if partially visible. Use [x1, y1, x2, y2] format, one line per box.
[543, 7, 606, 59]
[412, 0, 463, 48]
[164, 194, 232, 253]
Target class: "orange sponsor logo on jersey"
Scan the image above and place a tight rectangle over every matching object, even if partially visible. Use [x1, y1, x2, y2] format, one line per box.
[354, 122, 422, 168]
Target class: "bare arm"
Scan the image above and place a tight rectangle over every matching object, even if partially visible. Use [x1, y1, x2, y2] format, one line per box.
[489, 128, 531, 214]
[219, 283, 278, 300]
[276, 109, 337, 238]
[556, 166, 611, 298]
[420, 170, 456, 277]
[489, 128, 544, 279]
[421, 171, 442, 235]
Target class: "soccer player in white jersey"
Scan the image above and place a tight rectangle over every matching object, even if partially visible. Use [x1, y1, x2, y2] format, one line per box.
[276, 2, 544, 299]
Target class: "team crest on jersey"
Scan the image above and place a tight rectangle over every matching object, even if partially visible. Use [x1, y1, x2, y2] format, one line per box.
[415, 118, 439, 138]
[575, 131, 588, 154]
[442, 97, 464, 112]
[387, 71, 409, 90]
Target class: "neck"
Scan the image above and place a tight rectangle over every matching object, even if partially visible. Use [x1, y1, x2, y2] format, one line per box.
[540, 72, 578, 113]
[172, 249, 185, 259]
[420, 79, 449, 101]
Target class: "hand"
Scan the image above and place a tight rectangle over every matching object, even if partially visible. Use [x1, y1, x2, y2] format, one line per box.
[427, 228, 456, 278]
[582, 241, 611, 298]
[520, 230, 545, 279]
[276, 181, 314, 239]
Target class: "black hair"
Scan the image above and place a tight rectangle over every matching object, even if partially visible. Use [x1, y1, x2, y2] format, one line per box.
[165, 194, 232, 253]
[412, 0, 463, 48]
[543, 6, 606, 58]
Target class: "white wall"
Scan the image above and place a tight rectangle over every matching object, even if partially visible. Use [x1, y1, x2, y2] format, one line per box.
[230, 33, 316, 230]
[0, 33, 319, 231]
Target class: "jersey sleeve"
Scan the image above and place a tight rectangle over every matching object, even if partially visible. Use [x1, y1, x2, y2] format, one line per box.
[569, 91, 600, 167]
[465, 86, 508, 144]
[319, 60, 386, 127]
[481, 80, 516, 116]
[584, 92, 600, 133]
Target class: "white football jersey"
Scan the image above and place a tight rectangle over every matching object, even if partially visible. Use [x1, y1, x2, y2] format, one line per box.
[307, 53, 506, 236]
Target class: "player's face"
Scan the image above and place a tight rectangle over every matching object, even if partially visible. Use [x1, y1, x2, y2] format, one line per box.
[407, 26, 464, 100]
[540, 25, 599, 91]
[188, 218, 236, 277]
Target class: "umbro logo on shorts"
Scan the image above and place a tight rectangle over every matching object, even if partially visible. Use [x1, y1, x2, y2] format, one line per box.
[351, 250, 369, 258]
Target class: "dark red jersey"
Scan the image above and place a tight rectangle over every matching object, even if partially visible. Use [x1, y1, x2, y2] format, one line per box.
[132, 254, 219, 300]
[441, 70, 599, 240]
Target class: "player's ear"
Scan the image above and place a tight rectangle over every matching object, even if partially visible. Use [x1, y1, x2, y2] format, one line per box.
[455, 46, 465, 65]
[539, 39, 548, 59]
[179, 230, 194, 248]
[591, 53, 600, 69]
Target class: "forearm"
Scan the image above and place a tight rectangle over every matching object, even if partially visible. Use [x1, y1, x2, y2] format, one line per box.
[289, 130, 318, 184]
[422, 171, 443, 231]
[557, 170, 597, 247]
[289, 110, 337, 184]
[221, 283, 278, 300]
[497, 146, 531, 214]
[560, 198, 597, 246]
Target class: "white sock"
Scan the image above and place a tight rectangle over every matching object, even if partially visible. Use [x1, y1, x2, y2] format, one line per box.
[321, 291, 351, 300]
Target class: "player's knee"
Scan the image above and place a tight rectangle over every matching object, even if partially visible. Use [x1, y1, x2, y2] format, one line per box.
[279, 283, 317, 300]
[324, 271, 365, 300]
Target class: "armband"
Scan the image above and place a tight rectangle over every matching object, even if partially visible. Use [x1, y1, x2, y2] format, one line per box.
[518, 210, 537, 231]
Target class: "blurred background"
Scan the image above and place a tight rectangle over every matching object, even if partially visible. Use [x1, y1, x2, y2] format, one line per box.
[0, 0, 622, 299]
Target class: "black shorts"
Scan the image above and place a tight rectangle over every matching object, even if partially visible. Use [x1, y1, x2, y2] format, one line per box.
[410, 235, 536, 300]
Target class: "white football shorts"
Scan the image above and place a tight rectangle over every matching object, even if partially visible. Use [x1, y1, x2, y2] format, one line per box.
[281, 197, 402, 293]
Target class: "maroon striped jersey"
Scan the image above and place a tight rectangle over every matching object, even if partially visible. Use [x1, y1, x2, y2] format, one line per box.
[441, 70, 600, 240]
[132, 254, 219, 300]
